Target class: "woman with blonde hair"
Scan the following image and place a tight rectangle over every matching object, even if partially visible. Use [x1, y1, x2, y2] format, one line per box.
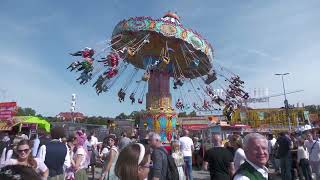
[5, 139, 48, 179]
[115, 143, 152, 180]
[171, 140, 185, 180]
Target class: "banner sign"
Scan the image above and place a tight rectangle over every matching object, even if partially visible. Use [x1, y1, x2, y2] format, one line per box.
[240, 112, 247, 121]
[258, 112, 265, 121]
[0, 102, 17, 123]
[304, 111, 310, 122]
[182, 124, 208, 130]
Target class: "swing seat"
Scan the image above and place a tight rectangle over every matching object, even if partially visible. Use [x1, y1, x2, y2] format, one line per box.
[205, 74, 217, 85]
[189, 59, 200, 69]
[162, 56, 170, 64]
[176, 80, 183, 86]
[142, 73, 150, 81]
[127, 47, 135, 56]
[138, 99, 143, 104]
[242, 93, 249, 99]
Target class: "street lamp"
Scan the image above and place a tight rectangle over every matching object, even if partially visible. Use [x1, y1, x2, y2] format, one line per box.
[275, 73, 291, 131]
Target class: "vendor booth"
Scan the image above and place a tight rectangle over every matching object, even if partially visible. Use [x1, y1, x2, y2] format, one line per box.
[0, 116, 51, 134]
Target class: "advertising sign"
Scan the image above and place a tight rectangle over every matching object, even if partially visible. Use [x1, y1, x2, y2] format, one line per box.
[258, 112, 265, 121]
[304, 111, 310, 122]
[240, 112, 247, 121]
[0, 102, 17, 123]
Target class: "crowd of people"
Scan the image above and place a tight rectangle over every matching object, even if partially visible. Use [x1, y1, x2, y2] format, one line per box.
[0, 127, 319, 180]
[267, 130, 320, 180]
[201, 129, 320, 180]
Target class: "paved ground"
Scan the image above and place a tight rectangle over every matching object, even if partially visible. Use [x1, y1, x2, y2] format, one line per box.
[193, 169, 210, 180]
[88, 166, 301, 180]
[193, 169, 284, 180]
[89, 167, 210, 180]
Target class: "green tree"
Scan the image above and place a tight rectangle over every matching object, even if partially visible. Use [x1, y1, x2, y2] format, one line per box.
[16, 107, 36, 116]
[129, 110, 146, 127]
[115, 112, 128, 119]
[305, 105, 320, 116]
[188, 110, 197, 117]
[178, 112, 187, 117]
[47, 116, 59, 122]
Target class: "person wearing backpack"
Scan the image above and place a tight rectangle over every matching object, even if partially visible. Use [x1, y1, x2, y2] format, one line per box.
[147, 132, 168, 180]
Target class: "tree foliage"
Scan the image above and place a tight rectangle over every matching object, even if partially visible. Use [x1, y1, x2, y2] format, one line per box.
[178, 110, 197, 117]
[115, 112, 128, 119]
[305, 105, 320, 115]
[16, 107, 37, 116]
[85, 116, 110, 125]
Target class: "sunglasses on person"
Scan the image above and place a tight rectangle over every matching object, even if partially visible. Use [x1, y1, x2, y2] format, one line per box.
[17, 148, 30, 154]
[141, 161, 153, 168]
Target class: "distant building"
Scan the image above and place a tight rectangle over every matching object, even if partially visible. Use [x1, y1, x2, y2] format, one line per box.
[56, 112, 85, 121]
[231, 107, 310, 130]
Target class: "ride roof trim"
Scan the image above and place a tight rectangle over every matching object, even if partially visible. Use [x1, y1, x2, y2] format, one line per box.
[112, 16, 214, 60]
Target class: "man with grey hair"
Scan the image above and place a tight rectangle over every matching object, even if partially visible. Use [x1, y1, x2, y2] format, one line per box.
[148, 132, 168, 180]
[233, 133, 269, 180]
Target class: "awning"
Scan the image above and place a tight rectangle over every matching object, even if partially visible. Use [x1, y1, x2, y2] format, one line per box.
[182, 124, 208, 130]
[17, 116, 51, 132]
[0, 118, 24, 131]
[0, 116, 51, 132]
[0, 122, 13, 131]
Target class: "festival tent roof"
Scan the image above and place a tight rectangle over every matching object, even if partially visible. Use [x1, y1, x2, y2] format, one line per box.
[0, 116, 51, 132]
[0, 122, 17, 131]
[17, 116, 51, 132]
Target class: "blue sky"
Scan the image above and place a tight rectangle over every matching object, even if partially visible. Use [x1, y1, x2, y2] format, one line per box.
[0, 0, 319, 117]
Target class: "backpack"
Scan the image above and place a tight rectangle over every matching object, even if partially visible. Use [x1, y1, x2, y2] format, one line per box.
[159, 148, 180, 180]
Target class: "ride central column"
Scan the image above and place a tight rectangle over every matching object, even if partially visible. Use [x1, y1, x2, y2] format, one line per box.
[145, 69, 177, 143]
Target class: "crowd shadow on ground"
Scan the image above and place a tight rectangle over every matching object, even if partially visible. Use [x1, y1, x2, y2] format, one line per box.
[87, 167, 285, 180]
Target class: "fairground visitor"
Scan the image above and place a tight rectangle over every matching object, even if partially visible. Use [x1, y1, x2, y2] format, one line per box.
[171, 140, 186, 180]
[73, 130, 89, 179]
[0, 164, 42, 180]
[203, 133, 235, 180]
[87, 130, 99, 179]
[233, 133, 269, 180]
[100, 134, 119, 180]
[179, 129, 194, 180]
[118, 132, 132, 151]
[297, 137, 312, 180]
[193, 137, 202, 170]
[230, 134, 246, 171]
[267, 133, 279, 173]
[276, 132, 292, 180]
[37, 127, 71, 180]
[148, 132, 168, 180]
[305, 131, 320, 179]
[115, 143, 151, 180]
[5, 139, 48, 179]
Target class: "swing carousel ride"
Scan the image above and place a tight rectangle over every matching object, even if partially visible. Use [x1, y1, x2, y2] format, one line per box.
[67, 12, 249, 142]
